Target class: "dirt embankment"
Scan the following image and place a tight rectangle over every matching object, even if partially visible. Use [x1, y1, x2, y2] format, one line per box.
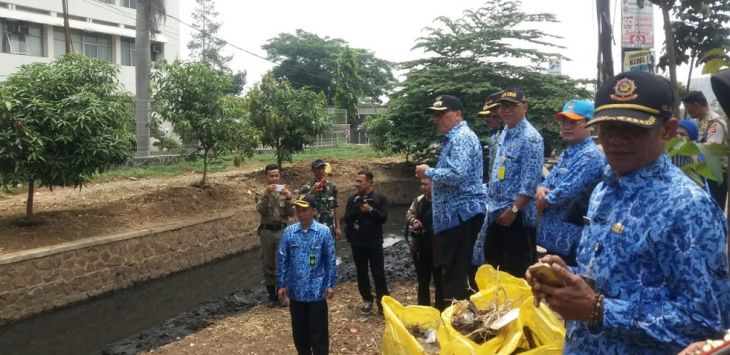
[0, 157, 412, 255]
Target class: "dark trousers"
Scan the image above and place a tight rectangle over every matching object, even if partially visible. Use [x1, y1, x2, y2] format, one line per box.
[289, 299, 329, 355]
[438, 214, 484, 301]
[484, 212, 536, 278]
[708, 172, 728, 210]
[351, 243, 389, 305]
[414, 257, 445, 310]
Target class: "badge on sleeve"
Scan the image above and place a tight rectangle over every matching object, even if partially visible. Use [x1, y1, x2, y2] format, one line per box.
[497, 166, 506, 180]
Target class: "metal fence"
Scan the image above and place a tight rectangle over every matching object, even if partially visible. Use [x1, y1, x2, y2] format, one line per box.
[134, 108, 368, 157]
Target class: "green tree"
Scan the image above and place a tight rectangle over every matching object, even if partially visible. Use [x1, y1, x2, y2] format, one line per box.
[187, 0, 247, 95]
[366, 0, 590, 159]
[0, 54, 134, 222]
[263, 29, 395, 106]
[334, 47, 365, 122]
[152, 60, 259, 186]
[135, 0, 166, 156]
[246, 74, 331, 168]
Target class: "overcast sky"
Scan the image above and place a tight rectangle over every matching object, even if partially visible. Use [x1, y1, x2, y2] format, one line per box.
[176, 0, 687, 92]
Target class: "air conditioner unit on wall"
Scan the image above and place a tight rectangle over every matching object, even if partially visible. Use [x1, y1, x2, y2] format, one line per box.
[151, 43, 163, 53]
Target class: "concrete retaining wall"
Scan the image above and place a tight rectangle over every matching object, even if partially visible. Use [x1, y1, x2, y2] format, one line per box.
[0, 179, 417, 325]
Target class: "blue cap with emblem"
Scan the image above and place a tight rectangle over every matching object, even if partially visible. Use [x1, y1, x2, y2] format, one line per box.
[588, 71, 675, 128]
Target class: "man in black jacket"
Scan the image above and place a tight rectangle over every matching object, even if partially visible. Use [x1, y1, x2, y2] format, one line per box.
[344, 170, 389, 315]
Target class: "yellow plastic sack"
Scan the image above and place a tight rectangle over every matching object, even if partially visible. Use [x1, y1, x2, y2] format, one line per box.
[382, 295, 444, 355]
[439, 265, 565, 355]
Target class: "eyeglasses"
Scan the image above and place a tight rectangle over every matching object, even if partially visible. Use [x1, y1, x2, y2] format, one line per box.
[498, 102, 524, 111]
[433, 110, 454, 119]
[558, 119, 585, 127]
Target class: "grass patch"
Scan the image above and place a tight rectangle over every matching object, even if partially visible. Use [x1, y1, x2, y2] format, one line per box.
[92, 145, 396, 182]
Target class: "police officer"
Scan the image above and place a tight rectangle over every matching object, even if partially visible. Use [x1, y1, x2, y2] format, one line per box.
[681, 90, 728, 208]
[255, 163, 294, 307]
[527, 72, 730, 353]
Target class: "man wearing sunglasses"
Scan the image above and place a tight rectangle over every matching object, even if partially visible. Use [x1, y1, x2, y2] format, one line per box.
[484, 88, 544, 278]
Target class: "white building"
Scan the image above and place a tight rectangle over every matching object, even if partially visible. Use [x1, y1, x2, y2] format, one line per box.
[0, 0, 180, 92]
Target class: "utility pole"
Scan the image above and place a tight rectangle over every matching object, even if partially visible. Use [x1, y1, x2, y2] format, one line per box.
[62, 0, 72, 53]
[596, 0, 614, 85]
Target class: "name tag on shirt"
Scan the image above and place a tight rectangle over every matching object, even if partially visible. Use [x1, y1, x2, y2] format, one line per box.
[498, 166, 506, 180]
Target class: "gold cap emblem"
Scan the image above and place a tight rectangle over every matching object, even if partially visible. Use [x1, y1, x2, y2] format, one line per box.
[610, 78, 638, 102]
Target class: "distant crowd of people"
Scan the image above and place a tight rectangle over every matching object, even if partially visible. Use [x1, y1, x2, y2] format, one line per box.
[256, 71, 730, 355]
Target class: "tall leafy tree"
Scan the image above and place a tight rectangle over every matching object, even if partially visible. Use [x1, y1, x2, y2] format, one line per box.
[263, 29, 395, 107]
[334, 47, 365, 122]
[152, 60, 259, 186]
[246, 74, 331, 168]
[135, 0, 166, 156]
[0, 54, 134, 223]
[187, 0, 247, 95]
[365, 0, 590, 159]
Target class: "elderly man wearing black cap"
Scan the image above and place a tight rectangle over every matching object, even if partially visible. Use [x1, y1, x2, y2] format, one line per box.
[526, 72, 730, 354]
[301, 159, 341, 239]
[484, 88, 544, 278]
[415, 95, 487, 302]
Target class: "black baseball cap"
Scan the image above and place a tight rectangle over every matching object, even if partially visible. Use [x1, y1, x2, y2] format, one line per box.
[425, 95, 464, 113]
[478, 91, 503, 116]
[293, 194, 317, 209]
[681, 90, 708, 106]
[588, 71, 674, 128]
[495, 88, 526, 104]
[311, 159, 326, 169]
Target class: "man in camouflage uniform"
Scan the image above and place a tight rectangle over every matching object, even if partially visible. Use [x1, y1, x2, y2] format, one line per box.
[300, 159, 342, 238]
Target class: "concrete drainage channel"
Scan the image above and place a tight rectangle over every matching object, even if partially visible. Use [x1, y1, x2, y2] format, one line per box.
[0, 206, 412, 355]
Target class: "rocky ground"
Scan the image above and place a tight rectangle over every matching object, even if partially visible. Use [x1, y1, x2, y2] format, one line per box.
[104, 236, 419, 355]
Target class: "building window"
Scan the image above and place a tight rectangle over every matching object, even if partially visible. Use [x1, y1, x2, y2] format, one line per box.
[97, 0, 115, 4]
[1, 20, 44, 57]
[121, 37, 134, 66]
[54, 28, 111, 62]
[122, 0, 136, 9]
[121, 37, 164, 66]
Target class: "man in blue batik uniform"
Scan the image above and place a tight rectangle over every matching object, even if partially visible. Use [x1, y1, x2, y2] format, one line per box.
[278, 194, 336, 355]
[536, 99, 606, 266]
[416, 95, 487, 301]
[485, 88, 544, 278]
[526, 72, 730, 354]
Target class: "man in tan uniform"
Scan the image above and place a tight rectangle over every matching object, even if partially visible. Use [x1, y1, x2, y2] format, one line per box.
[256, 163, 295, 307]
[682, 90, 728, 208]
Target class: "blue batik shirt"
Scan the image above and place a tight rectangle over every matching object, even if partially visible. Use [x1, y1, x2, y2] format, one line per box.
[538, 137, 605, 258]
[566, 154, 730, 354]
[426, 121, 487, 234]
[487, 118, 544, 226]
[277, 220, 336, 302]
[472, 184, 490, 266]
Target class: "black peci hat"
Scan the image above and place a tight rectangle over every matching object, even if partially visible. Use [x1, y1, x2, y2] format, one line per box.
[588, 71, 674, 128]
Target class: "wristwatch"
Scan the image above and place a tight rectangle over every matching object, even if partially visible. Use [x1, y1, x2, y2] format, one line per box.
[510, 205, 519, 213]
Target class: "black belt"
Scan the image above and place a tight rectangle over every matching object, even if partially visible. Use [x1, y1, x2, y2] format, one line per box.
[260, 223, 286, 231]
